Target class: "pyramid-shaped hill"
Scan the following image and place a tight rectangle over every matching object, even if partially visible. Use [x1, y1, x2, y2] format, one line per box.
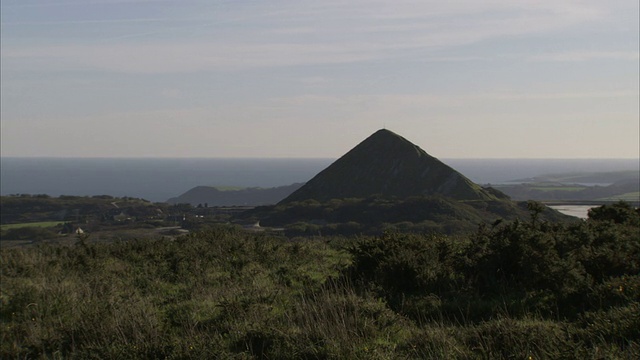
[281, 129, 504, 204]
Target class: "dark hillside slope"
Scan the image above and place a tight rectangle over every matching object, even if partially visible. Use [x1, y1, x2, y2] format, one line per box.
[167, 183, 303, 206]
[240, 129, 574, 235]
[281, 129, 500, 203]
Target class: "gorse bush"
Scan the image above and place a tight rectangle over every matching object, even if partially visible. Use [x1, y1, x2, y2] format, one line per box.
[1, 204, 639, 359]
[347, 204, 639, 322]
[588, 201, 640, 225]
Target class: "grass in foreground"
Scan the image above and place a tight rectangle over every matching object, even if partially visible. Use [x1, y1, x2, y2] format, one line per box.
[1, 203, 638, 359]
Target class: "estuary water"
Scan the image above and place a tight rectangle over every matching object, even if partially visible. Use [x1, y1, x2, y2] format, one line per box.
[548, 205, 594, 219]
[1, 157, 638, 202]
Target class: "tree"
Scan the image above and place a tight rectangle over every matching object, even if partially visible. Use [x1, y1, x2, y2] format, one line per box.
[588, 201, 639, 225]
[527, 201, 545, 226]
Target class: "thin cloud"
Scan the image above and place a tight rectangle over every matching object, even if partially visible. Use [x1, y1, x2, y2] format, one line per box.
[2, 0, 170, 8]
[531, 51, 640, 62]
[267, 90, 639, 110]
[3, 18, 169, 26]
[1, 0, 613, 73]
[1, 42, 383, 73]
[474, 90, 640, 102]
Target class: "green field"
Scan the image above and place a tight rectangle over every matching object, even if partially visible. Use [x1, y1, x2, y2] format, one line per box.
[529, 186, 585, 192]
[0, 221, 62, 231]
[212, 185, 247, 191]
[599, 192, 640, 202]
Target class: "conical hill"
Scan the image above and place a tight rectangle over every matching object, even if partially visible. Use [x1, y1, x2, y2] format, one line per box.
[281, 129, 500, 204]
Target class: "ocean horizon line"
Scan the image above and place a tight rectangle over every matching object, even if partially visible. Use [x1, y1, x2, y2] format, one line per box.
[2, 158, 638, 202]
[2, 156, 639, 161]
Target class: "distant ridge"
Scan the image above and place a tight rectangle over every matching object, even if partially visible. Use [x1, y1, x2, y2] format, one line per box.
[167, 183, 303, 206]
[280, 129, 502, 203]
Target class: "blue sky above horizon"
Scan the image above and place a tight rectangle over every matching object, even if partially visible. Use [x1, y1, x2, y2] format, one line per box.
[1, 0, 638, 159]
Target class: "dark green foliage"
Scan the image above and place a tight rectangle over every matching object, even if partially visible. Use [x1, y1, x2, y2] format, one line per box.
[588, 200, 640, 225]
[345, 204, 639, 353]
[1, 195, 168, 225]
[1, 204, 638, 359]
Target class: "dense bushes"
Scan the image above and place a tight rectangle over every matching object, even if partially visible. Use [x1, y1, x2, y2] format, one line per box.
[1, 204, 638, 359]
[343, 203, 639, 358]
[347, 204, 638, 321]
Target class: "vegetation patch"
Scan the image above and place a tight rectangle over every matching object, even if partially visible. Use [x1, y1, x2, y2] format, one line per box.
[529, 186, 586, 192]
[0, 222, 63, 231]
[243, 196, 573, 236]
[599, 191, 640, 202]
[212, 186, 247, 191]
[1, 203, 638, 358]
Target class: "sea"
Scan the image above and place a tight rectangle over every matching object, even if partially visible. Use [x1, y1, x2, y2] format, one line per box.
[1, 158, 638, 204]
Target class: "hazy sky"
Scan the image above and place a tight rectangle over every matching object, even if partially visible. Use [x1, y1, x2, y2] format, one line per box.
[1, 0, 638, 158]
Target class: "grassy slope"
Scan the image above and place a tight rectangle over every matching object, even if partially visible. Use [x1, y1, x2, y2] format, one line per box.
[497, 182, 640, 202]
[599, 191, 640, 201]
[510, 170, 639, 184]
[497, 170, 640, 202]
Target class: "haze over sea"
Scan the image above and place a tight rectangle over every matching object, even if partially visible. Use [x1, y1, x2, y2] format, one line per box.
[1, 158, 638, 203]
